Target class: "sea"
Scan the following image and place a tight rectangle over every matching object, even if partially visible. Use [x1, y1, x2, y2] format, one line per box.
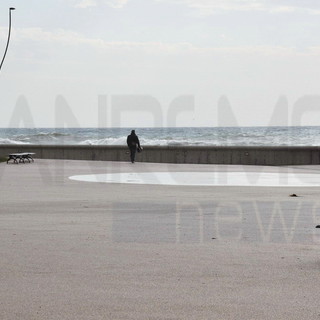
[0, 127, 319, 146]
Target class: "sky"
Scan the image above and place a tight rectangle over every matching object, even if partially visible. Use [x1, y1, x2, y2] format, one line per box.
[1, 0, 320, 127]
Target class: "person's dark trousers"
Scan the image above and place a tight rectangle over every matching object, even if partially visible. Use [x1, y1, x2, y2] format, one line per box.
[129, 147, 136, 163]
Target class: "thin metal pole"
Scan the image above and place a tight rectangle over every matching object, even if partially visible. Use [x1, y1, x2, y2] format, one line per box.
[0, 8, 15, 72]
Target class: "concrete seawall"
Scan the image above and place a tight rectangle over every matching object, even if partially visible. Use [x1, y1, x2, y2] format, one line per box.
[1, 144, 320, 166]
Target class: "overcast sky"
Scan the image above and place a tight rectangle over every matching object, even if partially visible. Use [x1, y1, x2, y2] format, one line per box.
[1, 0, 320, 127]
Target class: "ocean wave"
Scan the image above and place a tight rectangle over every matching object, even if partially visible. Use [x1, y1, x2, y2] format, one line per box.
[34, 132, 70, 137]
[78, 137, 222, 146]
[0, 138, 30, 145]
[16, 132, 71, 139]
[78, 137, 189, 146]
[79, 137, 127, 145]
[11, 131, 75, 144]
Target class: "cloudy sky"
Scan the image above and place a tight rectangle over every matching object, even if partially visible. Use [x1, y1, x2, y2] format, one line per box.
[1, 0, 320, 127]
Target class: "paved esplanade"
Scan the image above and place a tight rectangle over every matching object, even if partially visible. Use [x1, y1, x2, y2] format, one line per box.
[1, 160, 320, 319]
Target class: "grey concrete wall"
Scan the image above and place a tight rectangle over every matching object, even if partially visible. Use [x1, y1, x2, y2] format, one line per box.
[1, 144, 320, 166]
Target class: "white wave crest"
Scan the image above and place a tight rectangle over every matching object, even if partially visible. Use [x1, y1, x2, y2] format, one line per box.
[78, 136, 216, 146]
[0, 138, 30, 145]
[79, 136, 127, 145]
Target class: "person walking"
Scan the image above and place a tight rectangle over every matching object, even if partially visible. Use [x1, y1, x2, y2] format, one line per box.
[127, 130, 141, 163]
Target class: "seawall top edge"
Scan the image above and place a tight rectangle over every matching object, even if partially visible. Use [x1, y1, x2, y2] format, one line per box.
[1, 144, 320, 151]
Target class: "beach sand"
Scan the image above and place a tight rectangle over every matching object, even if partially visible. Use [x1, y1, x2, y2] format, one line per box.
[1, 159, 320, 319]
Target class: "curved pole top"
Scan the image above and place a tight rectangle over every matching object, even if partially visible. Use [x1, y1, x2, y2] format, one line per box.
[0, 7, 16, 72]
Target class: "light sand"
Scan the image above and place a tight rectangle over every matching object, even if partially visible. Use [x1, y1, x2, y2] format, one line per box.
[1, 159, 320, 319]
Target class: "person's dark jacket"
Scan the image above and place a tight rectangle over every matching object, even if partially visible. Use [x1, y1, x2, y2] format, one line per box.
[127, 132, 141, 149]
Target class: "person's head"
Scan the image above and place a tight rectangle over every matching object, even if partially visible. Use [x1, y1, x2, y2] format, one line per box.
[131, 130, 135, 135]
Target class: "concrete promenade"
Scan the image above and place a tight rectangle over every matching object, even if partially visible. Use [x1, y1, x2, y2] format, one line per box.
[2, 144, 320, 165]
[1, 159, 320, 319]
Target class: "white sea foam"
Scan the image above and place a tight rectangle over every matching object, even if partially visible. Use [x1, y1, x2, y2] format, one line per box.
[0, 138, 30, 145]
[79, 137, 127, 145]
[78, 137, 212, 146]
